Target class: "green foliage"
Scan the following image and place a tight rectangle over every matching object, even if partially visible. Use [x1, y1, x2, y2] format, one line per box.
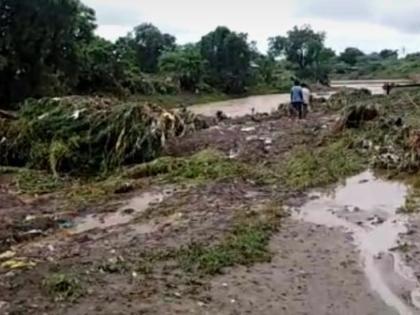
[159, 45, 206, 91]
[176, 204, 283, 275]
[0, 167, 65, 194]
[339, 47, 365, 66]
[42, 273, 84, 302]
[0, 97, 193, 175]
[0, 0, 96, 105]
[177, 225, 272, 275]
[125, 149, 277, 184]
[283, 136, 365, 190]
[269, 25, 335, 83]
[379, 49, 398, 60]
[123, 23, 176, 73]
[200, 26, 252, 94]
[332, 49, 420, 80]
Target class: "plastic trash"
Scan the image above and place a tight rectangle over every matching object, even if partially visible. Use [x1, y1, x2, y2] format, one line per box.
[1, 259, 36, 269]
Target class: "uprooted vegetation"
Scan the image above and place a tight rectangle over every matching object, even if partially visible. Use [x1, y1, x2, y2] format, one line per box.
[330, 90, 420, 174]
[124, 149, 277, 185]
[0, 96, 206, 176]
[5, 88, 420, 313]
[282, 134, 366, 190]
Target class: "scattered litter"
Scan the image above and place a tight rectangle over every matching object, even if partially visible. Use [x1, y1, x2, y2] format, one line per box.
[216, 110, 228, 121]
[72, 110, 81, 119]
[114, 182, 135, 194]
[230, 299, 236, 304]
[122, 208, 135, 215]
[246, 135, 259, 142]
[23, 229, 45, 237]
[132, 271, 138, 278]
[264, 138, 273, 145]
[241, 126, 256, 132]
[0, 251, 16, 261]
[197, 301, 205, 307]
[57, 219, 75, 229]
[25, 215, 36, 221]
[370, 215, 385, 225]
[229, 148, 239, 159]
[1, 259, 36, 270]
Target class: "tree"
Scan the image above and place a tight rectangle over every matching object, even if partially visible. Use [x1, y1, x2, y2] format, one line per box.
[379, 49, 398, 59]
[0, 0, 96, 106]
[268, 36, 287, 59]
[124, 23, 176, 73]
[77, 37, 125, 93]
[199, 26, 252, 93]
[159, 45, 205, 92]
[339, 47, 365, 66]
[268, 25, 334, 82]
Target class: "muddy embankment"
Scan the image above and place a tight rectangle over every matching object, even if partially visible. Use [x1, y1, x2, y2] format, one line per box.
[1, 83, 420, 314]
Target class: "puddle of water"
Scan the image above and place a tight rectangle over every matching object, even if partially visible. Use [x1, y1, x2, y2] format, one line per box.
[69, 192, 164, 234]
[295, 171, 420, 315]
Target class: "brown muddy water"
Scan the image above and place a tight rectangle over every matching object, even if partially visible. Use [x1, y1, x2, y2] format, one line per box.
[70, 191, 166, 234]
[189, 80, 409, 118]
[294, 171, 420, 315]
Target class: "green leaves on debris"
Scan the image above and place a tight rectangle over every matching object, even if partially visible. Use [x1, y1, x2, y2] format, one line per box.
[0, 96, 203, 176]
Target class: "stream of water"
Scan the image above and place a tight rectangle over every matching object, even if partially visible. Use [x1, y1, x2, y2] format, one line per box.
[295, 171, 420, 315]
[189, 79, 410, 118]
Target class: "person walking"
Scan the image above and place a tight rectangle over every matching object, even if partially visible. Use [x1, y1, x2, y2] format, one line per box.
[290, 80, 304, 119]
[302, 83, 311, 118]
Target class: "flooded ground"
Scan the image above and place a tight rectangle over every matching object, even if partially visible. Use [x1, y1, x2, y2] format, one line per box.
[295, 171, 420, 315]
[190, 79, 404, 118]
[69, 191, 166, 234]
[2, 86, 420, 314]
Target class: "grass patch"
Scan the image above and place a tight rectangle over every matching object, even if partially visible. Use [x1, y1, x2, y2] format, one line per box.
[125, 149, 277, 185]
[134, 203, 284, 276]
[42, 273, 84, 302]
[61, 176, 139, 209]
[282, 135, 366, 190]
[174, 203, 283, 275]
[0, 166, 66, 194]
[176, 224, 273, 275]
[401, 177, 420, 213]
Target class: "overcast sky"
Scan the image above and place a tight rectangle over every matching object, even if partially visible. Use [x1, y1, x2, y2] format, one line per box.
[83, 0, 420, 54]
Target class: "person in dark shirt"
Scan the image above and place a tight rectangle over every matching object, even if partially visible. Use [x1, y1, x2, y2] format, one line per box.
[290, 80, 304, 119]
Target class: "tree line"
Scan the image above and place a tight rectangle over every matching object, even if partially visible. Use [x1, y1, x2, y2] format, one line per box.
[1, 0, 418, 107]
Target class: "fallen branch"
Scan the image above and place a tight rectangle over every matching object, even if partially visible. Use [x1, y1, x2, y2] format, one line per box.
[0, 109, 18, 120]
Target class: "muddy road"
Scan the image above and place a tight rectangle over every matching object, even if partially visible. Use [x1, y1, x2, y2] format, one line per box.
[1, 86, 420, 314]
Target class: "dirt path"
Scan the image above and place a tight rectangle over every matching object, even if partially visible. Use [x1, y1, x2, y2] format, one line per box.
[1, 96, 420, 314]
[204, 220, 397, 315]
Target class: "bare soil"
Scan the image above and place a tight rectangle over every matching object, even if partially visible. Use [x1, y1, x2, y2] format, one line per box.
[0, 104, 416, 315]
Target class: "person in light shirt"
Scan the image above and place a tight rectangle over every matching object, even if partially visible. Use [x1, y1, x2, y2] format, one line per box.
[301, 83, 311, 118]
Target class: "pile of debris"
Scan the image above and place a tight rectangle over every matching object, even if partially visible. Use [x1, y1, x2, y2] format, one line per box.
[334, 103, 379, 131]
[327, 88, 372, 111]
[334, 90, 420, 173]
[0, 96, 206, 175]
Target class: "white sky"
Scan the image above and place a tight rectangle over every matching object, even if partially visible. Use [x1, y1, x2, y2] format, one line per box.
[82, 0, 420, 54]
